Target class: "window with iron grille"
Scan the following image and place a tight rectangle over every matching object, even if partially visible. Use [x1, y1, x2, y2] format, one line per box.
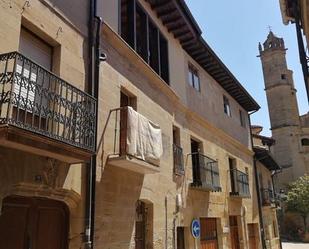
[173, 126, 184, 175]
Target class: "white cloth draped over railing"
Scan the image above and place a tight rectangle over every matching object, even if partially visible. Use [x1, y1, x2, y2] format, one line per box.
[126, 107, 163, 164]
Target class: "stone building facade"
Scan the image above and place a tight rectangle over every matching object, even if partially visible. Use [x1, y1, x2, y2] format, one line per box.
[0, 1, 271, 249]
[252, 126, 282, 249]
[96, 1, 261, 249]
[259, 31, 309, 189]
[0, 0, 93, 248]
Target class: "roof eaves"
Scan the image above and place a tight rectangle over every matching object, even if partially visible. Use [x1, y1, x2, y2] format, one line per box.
[198, 37, 260, 111]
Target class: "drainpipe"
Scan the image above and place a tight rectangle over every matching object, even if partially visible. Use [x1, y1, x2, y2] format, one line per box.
[293, 0, 309, 103]
[248, 110, 267, 249]
[271, 170, 283, 249]
[85, 0, 104, 248]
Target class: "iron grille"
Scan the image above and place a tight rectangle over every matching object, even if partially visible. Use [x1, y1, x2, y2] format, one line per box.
[191, 152, 221, 191]
[230, 168, 250, 197]
[0, 52, 96, 152]
[173, 144, 184, 175]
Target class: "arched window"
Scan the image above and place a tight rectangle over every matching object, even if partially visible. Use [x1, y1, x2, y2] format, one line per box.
[301, 138, 309, 146]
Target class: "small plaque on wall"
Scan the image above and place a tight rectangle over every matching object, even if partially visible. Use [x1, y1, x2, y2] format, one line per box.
[223, 226, 230, 234]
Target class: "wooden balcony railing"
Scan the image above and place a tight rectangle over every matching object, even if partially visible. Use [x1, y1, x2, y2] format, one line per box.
[230, 168, 250, 197]
[190, 152, 221, 191]
[0, 52, 96, 153]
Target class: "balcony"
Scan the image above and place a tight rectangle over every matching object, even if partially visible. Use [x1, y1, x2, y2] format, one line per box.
[261, 188, 277, 207]
[230, 169, 250, 198]
[173, 144, 184, 175]
[0, 52, 96, 163]
[190, 152, 221, 191]
[105, 106, 161, 174]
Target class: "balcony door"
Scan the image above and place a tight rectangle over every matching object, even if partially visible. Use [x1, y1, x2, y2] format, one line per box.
[229, 158, 237, 193]
[0, 195, 69, 249]
[120, 91, 136, 155]
[16, 28, 52, 107]
[13, 28, 52, 127]
[191, 139, 201, 185]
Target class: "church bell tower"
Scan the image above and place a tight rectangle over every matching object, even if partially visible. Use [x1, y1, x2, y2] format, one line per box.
[259, 31, 304, 183]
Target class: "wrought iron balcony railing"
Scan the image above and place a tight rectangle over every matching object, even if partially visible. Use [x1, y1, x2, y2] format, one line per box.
[230, 168, 250, 197]
[190, 152, 221, 191]
[173, 144, 184, 175]
[0, 52, 96, 152]
[261, 188, 276, 206]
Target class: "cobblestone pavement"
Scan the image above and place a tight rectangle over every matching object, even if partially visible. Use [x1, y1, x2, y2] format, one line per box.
[282, 242, 309, 249]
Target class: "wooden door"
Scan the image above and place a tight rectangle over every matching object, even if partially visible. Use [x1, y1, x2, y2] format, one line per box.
[177, 227, 185, 249]
[200, 218, 218, 249]
[248, 224, 257, 249]
[0, 196, 69, 249]
[229, 216, 240, 249]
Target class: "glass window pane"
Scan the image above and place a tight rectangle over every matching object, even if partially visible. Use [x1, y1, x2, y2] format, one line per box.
[159, 33, 169, 83]
[188, 70, 193, 86]
[193, 73, 200, 91]
[136, 6, 148, 61]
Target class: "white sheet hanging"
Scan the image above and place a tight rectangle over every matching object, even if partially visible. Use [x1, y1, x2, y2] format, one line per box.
[126, 107, 163, 163]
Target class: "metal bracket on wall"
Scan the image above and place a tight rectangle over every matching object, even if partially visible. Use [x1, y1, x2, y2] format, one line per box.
[21, 1, 30, 14]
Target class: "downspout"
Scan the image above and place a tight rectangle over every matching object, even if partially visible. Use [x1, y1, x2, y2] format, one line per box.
[293, 0, 309, 103]
[271, 170, 283, 249]
[248, 110, 267, 249]
[86, 0, 103, 248]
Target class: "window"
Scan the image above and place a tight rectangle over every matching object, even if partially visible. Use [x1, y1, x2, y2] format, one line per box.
[136, 5, 147, 61]
[281, 74, 287, 80]
[121, 0, 169, 84]
[173, 126, 184, 175]
[188, 64, 200, 91]
[301, 138, 309, 146]
[239, 110, 246, 127]
[223, 96, 231, 117]
[135, 200, 153, 249]
[148, 20, 159, 73]
[16, 28, 52, 111]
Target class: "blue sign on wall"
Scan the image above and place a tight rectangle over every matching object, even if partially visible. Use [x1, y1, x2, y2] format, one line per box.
[191, 219, 200, 238]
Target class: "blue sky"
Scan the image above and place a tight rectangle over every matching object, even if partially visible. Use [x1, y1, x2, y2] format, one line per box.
[186, 0, 309, 136]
